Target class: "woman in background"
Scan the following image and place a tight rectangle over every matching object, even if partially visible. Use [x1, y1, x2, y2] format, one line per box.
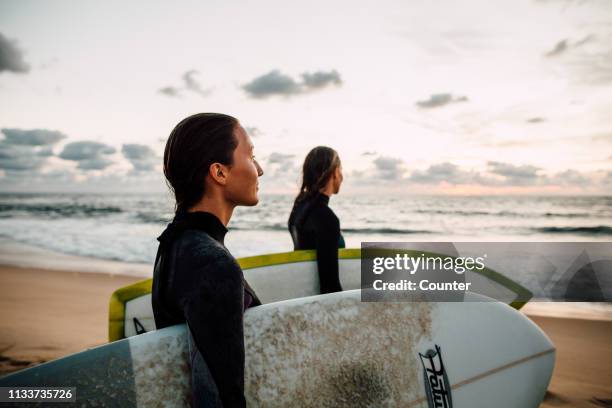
[152, 113, 263, 408]
[288, 146, 345, 294]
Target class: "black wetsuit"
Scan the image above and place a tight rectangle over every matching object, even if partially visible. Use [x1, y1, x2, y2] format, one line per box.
[288, 192, 346, 294]
[152, 211, 261, 408]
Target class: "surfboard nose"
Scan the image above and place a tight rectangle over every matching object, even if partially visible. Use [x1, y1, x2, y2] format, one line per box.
[432, 292, 556, 408]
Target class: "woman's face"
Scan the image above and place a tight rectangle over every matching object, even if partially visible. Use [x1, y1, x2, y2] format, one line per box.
[224, 125, 263, 206]
[332, 163, 343, 194]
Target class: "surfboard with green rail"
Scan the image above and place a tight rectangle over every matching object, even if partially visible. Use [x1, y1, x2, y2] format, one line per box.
[109, 248, 532, 342]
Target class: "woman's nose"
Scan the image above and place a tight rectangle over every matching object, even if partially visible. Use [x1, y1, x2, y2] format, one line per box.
[255, 160, 264, 177]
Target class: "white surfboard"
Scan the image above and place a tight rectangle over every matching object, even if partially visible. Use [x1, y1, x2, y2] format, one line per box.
[109, 248, 532, 341]
[2, 290, 554, 407]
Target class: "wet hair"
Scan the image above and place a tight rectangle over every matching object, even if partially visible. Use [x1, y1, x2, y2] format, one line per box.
[294, 146, 341, 204]
[163, 113, 238, 213]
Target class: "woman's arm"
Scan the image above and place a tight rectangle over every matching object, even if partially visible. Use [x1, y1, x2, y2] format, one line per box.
[311, 207, 343, 294]
[178, 246, 247, 408]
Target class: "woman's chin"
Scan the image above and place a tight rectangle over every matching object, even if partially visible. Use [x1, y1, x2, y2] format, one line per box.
[244, 196, 259, 206]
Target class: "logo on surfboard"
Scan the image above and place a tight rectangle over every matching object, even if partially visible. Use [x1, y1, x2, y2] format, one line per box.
[419, 344, 453, 408]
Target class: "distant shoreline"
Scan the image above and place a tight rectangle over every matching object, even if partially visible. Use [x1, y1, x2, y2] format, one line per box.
[0, 237, 151, 277]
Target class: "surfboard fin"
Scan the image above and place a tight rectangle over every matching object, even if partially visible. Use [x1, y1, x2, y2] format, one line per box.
[133, 317, 147, 335]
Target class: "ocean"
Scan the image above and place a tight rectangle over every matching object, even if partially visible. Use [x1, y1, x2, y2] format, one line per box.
[0, 193, 611, 266]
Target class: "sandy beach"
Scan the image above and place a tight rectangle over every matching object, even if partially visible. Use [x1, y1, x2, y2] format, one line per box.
[0, 265, 141, 374]
[530, 315, 612, 408]
[0, 264, 611, 407]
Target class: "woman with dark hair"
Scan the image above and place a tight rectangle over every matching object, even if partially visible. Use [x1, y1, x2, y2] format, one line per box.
[152, 113, 263, 407]
[288, 146, 345, 294]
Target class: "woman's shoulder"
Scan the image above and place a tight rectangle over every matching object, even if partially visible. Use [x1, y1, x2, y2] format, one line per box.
[310, 199, 338, 216]
[308, 203, 339, 226]
[174, 230, 241, 274]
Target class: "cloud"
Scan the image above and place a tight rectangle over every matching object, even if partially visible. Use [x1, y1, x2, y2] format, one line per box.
[243, 70, 300, 98]
[0, 144, 48, 170]
[121, 143, 155, 160]
[545, 39, 569, 57]
[37, 147, 54, 157]
[352, 158, 599, 189]
[374, 156, 401, 171]
[415, 93, 468, 109]
[543, 34, 612, 84]
[59, 141, 115, 160]
[0, 167, 78, 191]
[550, 169, 590, 186]
[121, 144, 158, 172]
[0, 32, 30, 73]
[0, 128, 66, 171]
[242, 69, 342, 98]
[182, 70, 212, 96]
[373, 156, 405, 180]
[362, 151, 377, 156]
[575, 41, 612, 84]
[267, 152, 295, 164]
[158, 86, 181, 97]
[409, 162, 475, 184]
[405, 161, 606, 189]
[0, 164, 167, 193]
[487, 161, 541, 179]
[158, 69, 212, 98]
[526, 117, 546, 124]
[486, 161, 543, 185]
[345, 157, 404, 186]
[1, 128, 66, 145]
[574, 34, 595, 47]
[59, 141, 116, 170]
[261, 152, 298, 183]
[75, 157, 114, 170]
[301, 70, 342, 89]
[545, 35, 595, 58]
[245, 126, 262, 137]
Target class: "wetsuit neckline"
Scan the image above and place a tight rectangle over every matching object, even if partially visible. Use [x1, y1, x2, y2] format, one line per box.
[181, 211, 228, 244]
[158, 211, 228, 245]
[314, 192, 330, 205]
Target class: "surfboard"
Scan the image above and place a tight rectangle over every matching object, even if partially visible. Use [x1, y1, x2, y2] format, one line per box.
[1, 290, 554, 407]
[109, 248, 532, 341]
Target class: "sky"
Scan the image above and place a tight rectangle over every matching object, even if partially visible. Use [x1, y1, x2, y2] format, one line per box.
[0, 0, 611, 194]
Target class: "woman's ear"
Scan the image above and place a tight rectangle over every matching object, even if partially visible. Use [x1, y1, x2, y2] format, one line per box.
[209, 163, 229, 185]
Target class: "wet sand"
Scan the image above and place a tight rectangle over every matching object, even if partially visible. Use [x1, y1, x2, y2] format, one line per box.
[0, 265, 141, 375]
[0, 265, 611, 407]
[532, 315, 612, 408]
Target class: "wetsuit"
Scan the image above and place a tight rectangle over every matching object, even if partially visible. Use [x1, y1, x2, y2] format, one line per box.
[152, 211, 261, 408]
[288, 192, 346, 294]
